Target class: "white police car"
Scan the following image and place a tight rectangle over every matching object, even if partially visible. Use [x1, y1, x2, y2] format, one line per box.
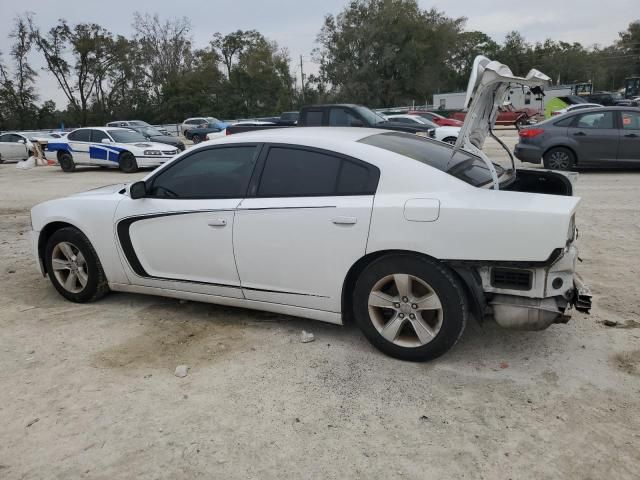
[47, 127, 179, 173]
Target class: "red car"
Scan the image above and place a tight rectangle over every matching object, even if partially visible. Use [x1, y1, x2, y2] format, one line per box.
[451, 105, 540, 127]
[408, 110, 463, 127]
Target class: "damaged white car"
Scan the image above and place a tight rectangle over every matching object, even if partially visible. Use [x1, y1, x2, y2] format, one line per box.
[30, 57, 591, 361]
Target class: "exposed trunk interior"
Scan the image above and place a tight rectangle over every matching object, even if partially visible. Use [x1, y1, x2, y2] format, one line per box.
[503, 169, 573, 196]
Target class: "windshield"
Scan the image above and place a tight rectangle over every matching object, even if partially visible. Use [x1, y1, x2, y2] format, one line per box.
[107, 129, 149, 143]
[359, 132, 504, 188]
[129, 120, 151, 127]
[138, 126, 164, 137]
[354, 106, 386, 125]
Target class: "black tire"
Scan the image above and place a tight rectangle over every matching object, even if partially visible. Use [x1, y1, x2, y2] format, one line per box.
[191, 134, 202, 144]
[543, 147, 575, 171]
[443, 136, 457, 145]
[59, 152, 75, 172]
[0, 154, 4, 164]
[119, 151, 138, 173]
[352, 254, 468, 361]
[515, 118, 527, 130]
[44, 227, 109, 303]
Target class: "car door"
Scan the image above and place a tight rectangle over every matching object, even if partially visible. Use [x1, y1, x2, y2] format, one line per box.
[66, 129, 92, 163]
[114, 144, 260, 298]
[233, 144, 379, 312]
[567, 110, 619, 166]
[0, 134, 28, 161]
[618, 110, 640, 164]
[88, 129, 115, 165]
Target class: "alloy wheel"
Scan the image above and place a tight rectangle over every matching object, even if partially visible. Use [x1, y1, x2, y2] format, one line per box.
[548, 151, 571, 169]
[367, 273, 443, 348]
[51, 241, 88, 293]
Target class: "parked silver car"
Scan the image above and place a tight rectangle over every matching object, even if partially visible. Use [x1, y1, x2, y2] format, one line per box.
[515, 107, 640, 169]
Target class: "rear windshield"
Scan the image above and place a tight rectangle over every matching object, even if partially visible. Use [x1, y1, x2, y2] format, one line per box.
[358, 132, 503, 187]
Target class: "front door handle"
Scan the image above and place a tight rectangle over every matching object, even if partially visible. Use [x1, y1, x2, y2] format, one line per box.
[208, 219, 227, 227]
[332, 216, 357, 225]
[624, 133, 639, 138]
[573, 131, 586, 136]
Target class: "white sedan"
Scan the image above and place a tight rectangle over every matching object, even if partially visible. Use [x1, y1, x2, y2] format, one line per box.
[29, 57, 591, 361]
[46, 127, 179, 173]
[0, 132, 33, 163]
[385, 114, 460, 144]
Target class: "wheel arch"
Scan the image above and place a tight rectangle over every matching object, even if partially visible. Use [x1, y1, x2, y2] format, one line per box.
[341, 249, 483, 325]
[56, 149, 71, 161]
[38, 221, 88, 277]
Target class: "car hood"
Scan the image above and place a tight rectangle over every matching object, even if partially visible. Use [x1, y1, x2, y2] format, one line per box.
[72, 183, 125, 196]
[148, 135, 182, 144]
[379, 121, 432, 131]
[128, 142, 178, 151]
[454, 56, 550, 151]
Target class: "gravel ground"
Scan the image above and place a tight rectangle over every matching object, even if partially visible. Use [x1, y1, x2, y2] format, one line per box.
[1, 131, 639, 479]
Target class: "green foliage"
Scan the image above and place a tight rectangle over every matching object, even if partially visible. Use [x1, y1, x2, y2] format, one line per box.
[0, 4, 638, 131]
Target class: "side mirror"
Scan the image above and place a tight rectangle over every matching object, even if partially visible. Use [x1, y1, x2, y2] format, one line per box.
[19, 139, 26, 144]
[101, 138, 112, 144]
[129, 181, 147, 199]
[350, 119, 364, 127]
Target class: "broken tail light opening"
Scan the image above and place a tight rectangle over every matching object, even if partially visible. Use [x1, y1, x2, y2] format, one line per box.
[519, 128, 545, 138]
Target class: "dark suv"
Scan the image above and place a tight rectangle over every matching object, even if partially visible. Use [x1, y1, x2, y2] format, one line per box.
[514, 107, 640, 169]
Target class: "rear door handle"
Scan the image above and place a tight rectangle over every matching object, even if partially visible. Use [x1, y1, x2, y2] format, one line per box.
[332, 216, 357, 225]
[208, 219, 227, 227]
[624, 133, 639, 138]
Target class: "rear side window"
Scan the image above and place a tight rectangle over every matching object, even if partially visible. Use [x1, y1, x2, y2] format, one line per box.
[575, 111, 614, 129]
[67, 129, 91, 142]
[304, 111, 323, 126]
[554, 116, 575, 127]
[257, 147, 378, 197]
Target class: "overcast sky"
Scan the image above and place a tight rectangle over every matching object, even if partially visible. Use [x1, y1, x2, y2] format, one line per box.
[0, 0, 635, 107]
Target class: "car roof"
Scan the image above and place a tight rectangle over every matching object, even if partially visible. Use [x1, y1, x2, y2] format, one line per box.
[74, 126, 133, 132]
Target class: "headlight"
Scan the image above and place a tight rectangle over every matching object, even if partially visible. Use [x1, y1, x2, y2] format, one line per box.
[415, 131, 429, 137]
[144, 150, 162, 155]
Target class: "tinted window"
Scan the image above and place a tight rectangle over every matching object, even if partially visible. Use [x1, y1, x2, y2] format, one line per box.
[67, 129, 91, 142]
[329, 108, 361, 126]
[257, 147, 377, 197]
[149, 146, 258, 199]
[359, 132, 503, 188]
[575, 111, 614, 129]
[621, 111, 640, 130]
[304, 110, 324, 126]
[91, 130, 111, 143]
[0, 134, 10, 142]
[391, 117, 413, 124]
[554, 116, 575, 127]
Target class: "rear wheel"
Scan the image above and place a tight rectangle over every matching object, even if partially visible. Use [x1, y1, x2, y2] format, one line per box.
[352, 254, 468, 361]
[442, 136, 457, 145]
[0, 154, 4, 164]
[119, 151, 138, 173]
[191, 134, 202, 144]
[59, 152, 75, 172]
[543, 147, 575, 171]
[44, 227, 109, 303]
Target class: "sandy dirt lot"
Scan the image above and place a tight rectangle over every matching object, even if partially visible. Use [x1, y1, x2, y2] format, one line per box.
[1, 132, 639, 479]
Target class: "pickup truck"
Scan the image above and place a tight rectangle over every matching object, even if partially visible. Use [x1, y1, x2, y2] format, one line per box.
[225, 104, 435, 137]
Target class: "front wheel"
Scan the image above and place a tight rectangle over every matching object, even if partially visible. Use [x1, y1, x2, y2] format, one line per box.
[44, 227, 109, 303]
[119, 152, 139, 173]
[191, 134, 202, 144]
[543, 147, 575, 171]
[352, 254, 468, 361]
[59, 152, 75, 172]
[442, 136, 457, 145]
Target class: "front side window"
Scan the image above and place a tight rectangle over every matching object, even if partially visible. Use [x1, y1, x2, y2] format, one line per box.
[575, 111, 615, 129]
[0, 134, 11, 142]
[257, 147, 378, 197]
[359, 132, 503, 188]
[621, 111, 640, 130]
[67, 129, 91, 142]
[149, 146, 258, 199]
[329, 108, 361, 126]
